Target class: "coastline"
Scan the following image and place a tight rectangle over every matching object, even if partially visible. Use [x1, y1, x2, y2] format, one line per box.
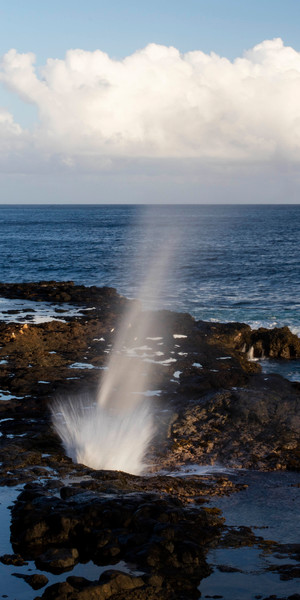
[0, 281, 299, 599]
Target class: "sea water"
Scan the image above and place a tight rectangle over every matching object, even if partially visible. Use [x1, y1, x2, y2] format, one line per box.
[0, 204, 299, 334]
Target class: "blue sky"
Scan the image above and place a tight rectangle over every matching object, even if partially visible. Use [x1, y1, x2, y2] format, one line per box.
[1, 0, 300, 203]
[1, 0, 300, 62]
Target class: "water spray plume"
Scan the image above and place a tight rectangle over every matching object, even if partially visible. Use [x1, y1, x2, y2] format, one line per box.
[52, 397, 153, 474]
[52, 218, 176, 475]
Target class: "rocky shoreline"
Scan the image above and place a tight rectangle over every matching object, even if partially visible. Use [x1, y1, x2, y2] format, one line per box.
[0, 281, 299, 599]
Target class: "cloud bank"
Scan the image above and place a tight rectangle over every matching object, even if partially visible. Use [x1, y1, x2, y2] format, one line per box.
[1, 38, 300, 175]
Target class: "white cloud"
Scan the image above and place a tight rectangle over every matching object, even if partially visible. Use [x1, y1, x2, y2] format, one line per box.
[1, 38, 300, 174]
[0, 106, 23, 148]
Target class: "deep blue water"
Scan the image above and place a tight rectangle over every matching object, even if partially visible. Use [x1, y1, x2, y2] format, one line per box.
[0, 204, 299, 333]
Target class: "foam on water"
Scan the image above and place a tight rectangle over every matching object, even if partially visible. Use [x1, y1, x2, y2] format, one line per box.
[0, 298, 85, 323]
[0, 390, 24, 401]
[162, 463, 236, 477]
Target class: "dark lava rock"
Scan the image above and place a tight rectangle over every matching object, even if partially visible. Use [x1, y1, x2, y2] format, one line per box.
[217, 564, 241, 572]
[12, 572, 48, 589]
[221, 526, 260, 548]
[10, 482, 223, 598]
[0, 281, 124, 310]
[0, 282, 299, 599]
[35, 572, 156, 600]
[267, 563, 300, 580]
[36, 547, 79, 573]
[198, 320, 300, 359]
[1, 281, 300, 477]
[35, 569, 186, 600]
[164, 374, 300, 471]
[248, 326, 300, 359]
[0, 553, 28, 566]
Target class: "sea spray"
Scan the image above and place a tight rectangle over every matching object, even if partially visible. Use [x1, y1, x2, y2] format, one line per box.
[51, 396, 154, 474]
[52, 213, 177, 475]
[51, 303, 158, 475]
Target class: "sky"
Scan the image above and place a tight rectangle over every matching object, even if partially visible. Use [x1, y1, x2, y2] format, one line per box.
[1, 0, 300, 204]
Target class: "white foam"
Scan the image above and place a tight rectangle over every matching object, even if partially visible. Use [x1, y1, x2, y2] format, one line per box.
[128, 345, 153, 352]
[173, 334, 187, 339]
[159, 357, 177, 365]
[69, 362, 97, 370]
[52, 398, 154, 475]
[173, 370, 182, 378]
[290, 326, 300, 337]
[143, 356, 177, 365]
[0, 390, 23, 401]
[126, 345, 155, 358]
[162, 463, 236, 477]
[0, 298, 86, 324]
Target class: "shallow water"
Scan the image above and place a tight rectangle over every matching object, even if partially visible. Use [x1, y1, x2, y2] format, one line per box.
[199, 470, 300, 599]
[200, 547, 299, 600]
[260, 358, 300, 382]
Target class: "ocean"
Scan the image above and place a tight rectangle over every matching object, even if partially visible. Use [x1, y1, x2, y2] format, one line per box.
[0, 203, 299, 334]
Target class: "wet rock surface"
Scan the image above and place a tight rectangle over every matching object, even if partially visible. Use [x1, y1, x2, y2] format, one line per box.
[0, 281, 299, 599]
[12, 572, 49, 590]
[10, 480, 223, 599]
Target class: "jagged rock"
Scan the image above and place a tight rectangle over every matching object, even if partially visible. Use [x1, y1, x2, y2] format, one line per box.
[165, 374, 300, 470]
[10, 482, 223, 597]
[36, 547, 79, 573]
[0, 281, 299, 479]
[35, 573, 165, 600]
[249, 326, 300, 359]
[0, 553, 28, 566]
